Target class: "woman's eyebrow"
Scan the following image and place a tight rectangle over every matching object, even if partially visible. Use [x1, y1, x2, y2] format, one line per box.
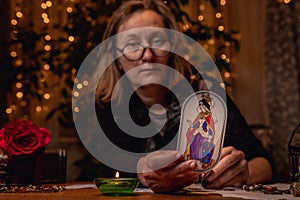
[148, 30, 168, 38]
[117, 30, 168, 45]
[121, 34, 139, 41]
[116, 34, 140, 46]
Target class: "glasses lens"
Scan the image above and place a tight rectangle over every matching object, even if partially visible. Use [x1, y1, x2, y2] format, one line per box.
[123, 44, 143, 61]
[151, 40, 171, 57]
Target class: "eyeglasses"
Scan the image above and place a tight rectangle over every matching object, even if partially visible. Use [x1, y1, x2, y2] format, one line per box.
[116, 40, 171, 61]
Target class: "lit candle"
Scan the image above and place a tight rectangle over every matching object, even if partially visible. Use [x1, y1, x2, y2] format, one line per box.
[115, 171, 119, 179]
[94, 172, 139, 196]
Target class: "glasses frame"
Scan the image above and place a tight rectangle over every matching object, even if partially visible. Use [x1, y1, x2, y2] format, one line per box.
[115, 42, 171, 61]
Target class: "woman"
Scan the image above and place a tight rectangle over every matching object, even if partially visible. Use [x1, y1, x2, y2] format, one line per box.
[95, 0, 273, 193]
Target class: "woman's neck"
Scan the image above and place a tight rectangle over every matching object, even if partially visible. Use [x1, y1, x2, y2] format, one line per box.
[135, 84, 168, 109]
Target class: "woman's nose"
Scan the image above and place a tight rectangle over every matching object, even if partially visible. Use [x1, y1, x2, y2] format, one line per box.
[142, 48, 154, 61]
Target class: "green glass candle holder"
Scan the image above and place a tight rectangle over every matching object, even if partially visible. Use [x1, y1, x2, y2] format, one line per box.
[94, 177, 139, 196]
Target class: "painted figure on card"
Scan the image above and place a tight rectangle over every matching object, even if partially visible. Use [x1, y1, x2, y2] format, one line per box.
[184, 95, 215, 169]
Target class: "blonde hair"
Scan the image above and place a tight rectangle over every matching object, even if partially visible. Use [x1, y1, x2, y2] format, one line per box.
[95, 0, 192, 107]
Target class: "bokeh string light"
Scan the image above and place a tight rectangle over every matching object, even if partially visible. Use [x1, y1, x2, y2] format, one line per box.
[8, 0, 25, 118]
[7, 0, 56, 120]
[196, 0, 234, 93]
[39, 0, 53, 115]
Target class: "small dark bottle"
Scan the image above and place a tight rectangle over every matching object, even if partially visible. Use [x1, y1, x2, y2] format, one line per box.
[288, 124, 300, 182]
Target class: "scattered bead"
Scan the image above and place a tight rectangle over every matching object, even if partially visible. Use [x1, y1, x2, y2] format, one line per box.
[290, 182, 300, 197]
[242, 184, 291, 195]
[0, 184, 66, 193]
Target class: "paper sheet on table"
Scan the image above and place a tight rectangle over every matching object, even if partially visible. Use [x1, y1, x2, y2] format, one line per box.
[65, 183, 96, 189]
[186, 183, 298, 200]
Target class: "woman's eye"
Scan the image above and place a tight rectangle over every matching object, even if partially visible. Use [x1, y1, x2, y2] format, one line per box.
[151, 39, 164, 47]
[126, 42, 140, 49]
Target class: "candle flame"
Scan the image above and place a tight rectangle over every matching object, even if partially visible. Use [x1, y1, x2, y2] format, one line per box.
[115, 171, 119, 179]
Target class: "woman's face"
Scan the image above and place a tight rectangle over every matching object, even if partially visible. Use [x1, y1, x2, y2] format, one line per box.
[115, 10, 170, 89]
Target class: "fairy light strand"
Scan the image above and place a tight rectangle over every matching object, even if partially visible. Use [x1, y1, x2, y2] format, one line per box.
[7, 0, 56, 119]
[7, 0, 24, 117]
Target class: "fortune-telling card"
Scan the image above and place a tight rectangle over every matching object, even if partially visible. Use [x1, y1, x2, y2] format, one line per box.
[177, 91, 227, 172]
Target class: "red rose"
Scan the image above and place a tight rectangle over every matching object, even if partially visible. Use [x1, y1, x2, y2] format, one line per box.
[0, 119, 52, 157]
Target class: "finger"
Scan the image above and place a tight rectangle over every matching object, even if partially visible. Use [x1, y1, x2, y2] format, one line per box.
[144, 161, 199, 183]
[206, 159, 248, 189]
[216, 168, 249, 189]
[206, 149, 245, 182]
[220, 146, 235, 159]
[143, 171, 161, 181]
[159, 160, 199, 178]
[146, 150, 183, 171]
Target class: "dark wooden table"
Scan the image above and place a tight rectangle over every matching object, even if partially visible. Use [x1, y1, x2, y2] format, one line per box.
[0, 187, 243, 200]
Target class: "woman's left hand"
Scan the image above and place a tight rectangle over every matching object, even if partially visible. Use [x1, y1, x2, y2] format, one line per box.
[202, 146, 249, 189]
[137, 150, 200, 193]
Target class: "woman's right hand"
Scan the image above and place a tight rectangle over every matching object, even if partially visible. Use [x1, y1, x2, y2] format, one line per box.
[137, 150, 200, 193]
